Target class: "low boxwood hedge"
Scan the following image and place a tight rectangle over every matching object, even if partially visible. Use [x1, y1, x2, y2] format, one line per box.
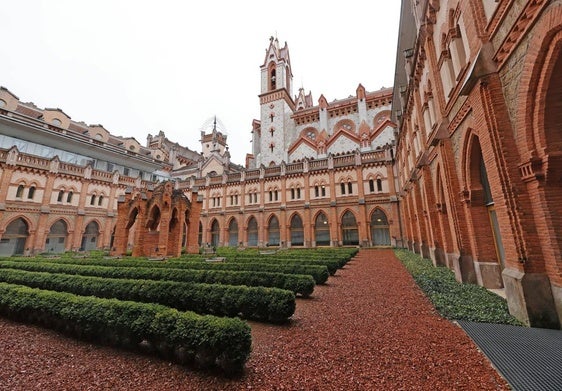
[394, 249, 523, 325]
[0, 260, 315, 297]
[0, 268, 295, 323]
[11, 257, 329, 285]
[0, 282, 251, 373]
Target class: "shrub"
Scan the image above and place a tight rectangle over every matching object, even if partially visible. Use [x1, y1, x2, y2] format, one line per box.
[394, 249, 523, 326]
[0, 268, 295, 323]
[0, 282, 251, 373]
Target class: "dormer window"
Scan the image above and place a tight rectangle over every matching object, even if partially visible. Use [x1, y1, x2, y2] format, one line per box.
[52, 118, 62, 126]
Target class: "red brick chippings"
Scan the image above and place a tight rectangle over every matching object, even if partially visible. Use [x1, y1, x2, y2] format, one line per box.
[0, 249, 509, 390]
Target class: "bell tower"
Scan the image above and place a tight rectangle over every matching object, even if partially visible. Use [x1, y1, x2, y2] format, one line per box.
[254, 36, 295, 167]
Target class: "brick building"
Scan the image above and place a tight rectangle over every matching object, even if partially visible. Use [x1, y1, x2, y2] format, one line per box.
[0, 36, 398, 258]
[392, 0, 561, 328]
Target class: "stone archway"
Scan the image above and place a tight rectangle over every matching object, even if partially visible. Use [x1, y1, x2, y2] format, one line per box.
[111, 181, 201, 257]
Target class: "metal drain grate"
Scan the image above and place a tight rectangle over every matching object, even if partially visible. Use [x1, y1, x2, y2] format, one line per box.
[458, 320, 562, 391]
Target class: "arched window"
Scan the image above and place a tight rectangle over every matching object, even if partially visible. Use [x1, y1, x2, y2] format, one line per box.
[369, 179, 375, 193]
[57, 190, 64, 202]
[81, 221, 100, 251]
[90, 195, 96, 205]
[16, 185, 24, 198]
[98, 195, 104, 206]
[210, 220, 220, 247]
[314, 212, 330, 246]
[228, 219, 239, 247]
[341, 211, 359, 245]
[290, 214, 304, 246]
[377, 178, 383, 192]
[247, 217, 258, 246]
[371, 209, 391, 246]
[146, 206, 161, 231]
[0, 218, 29, 256]
[46, 219, 68, 253]
[268, 216, 280, 246]
[66, 191, 73, 203]
[27, 186, 35, 199]
[198, 221, 203, 246]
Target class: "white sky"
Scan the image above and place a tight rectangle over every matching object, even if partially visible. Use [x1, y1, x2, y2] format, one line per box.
[1, 1, 400, 165]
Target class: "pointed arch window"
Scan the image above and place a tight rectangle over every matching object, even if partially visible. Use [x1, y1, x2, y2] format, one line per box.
[341, 211, 359, 245]
[268, 216, 280, 246]
[66, 191, 73, 203]
[16, 185, 24, 198]
[210, 220, 220, 247]
[290, 214, 304, 246]
[371, 209, 391, 246]
[247, 217, 258, 246]
[57, 190, 64, 202]
[27, 186, 35, 199]
[314, 213, 330, 246]
[228, 219, 239, 247]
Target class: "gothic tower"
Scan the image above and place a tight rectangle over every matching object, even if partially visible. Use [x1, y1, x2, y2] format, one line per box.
[254, 36, 295, 167]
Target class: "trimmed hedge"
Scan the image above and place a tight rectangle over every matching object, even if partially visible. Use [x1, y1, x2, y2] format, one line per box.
[394, 249, 523, 325]
[0, 261, 315, 297]
[0, 282, 251, 373]
[9, 257, 330, 285]
[217, 257, 341, 276]
[0, 268, 295, 323]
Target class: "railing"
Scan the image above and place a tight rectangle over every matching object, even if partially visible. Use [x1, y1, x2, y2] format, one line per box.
[286, 162, 303, 173]
[16, 154, 50, 169]
[245, 170, 260, 180]
[264, 166, 281, 177]
[333, 155, 355, 167]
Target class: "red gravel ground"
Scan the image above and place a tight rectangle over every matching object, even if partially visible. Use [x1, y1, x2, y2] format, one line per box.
[0, 249, 509, 390]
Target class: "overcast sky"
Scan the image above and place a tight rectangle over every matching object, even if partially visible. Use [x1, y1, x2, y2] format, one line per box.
[2, 1, 401, 164]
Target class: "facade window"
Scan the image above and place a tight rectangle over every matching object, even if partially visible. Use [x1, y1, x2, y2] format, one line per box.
[269, 191, 273, 202]
[377, 179, 383, 192]
[297, 187, 301, 199]
[347, 182, 353, 194]
[315, 186, 319, 197]
[340, 182, 346, 195]
[90, 195, 96, 205]
[321, 185, 326, 197]
[27, 186, 35, 199]
[98, 195, 103, 206]
[291, 188, 295, 199]
[66, 191, 73, 203]
[57, 190, 64, 202]
[369, 179, 375, 193]
[16, 185, 24, 198]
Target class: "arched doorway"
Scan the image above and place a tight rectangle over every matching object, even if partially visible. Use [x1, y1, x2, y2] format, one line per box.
[0, 218, 29, 256]
[370, 209, 391, 246]
[290, 214, 304, 246]
[228, 218, 239, 247]
[314, 212, 330, 246]
[210, 219, 220, 247]
[247, 217, 258, 247]
[341, 211, 359, 246]
[468, 135, 505, 269]
[81, 221, 99, 251]
[46, 219, 68, 253]
[267, 216, 280, 246]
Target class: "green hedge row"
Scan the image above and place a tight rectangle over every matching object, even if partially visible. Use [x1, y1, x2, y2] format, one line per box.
[10, 257, 329, 285]
[0, 261, 315, 297]
[0, 268, 295, 323]
[173, 262, 329, 285]
[217, 257, 341, 276]
[0, 282, 251, 373]
[394, 249, 523, 325]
